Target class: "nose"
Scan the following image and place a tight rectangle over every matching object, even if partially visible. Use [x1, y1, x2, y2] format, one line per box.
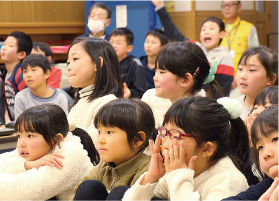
[97, 133, 105, 144]
[67, 63, 72, 73]
[18, 137, 26, 147]
[252, 106, 264, 118]
[263, 146, 274, 160]
[153, 70, 159, 82]
[161, 136, 171, 151]
[239, 70, 247, 80]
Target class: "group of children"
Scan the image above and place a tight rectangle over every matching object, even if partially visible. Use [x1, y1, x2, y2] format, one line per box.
[0, 2, 278, 201]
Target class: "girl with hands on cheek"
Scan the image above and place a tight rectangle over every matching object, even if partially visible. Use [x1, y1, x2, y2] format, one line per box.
[123, 96, 250, 201]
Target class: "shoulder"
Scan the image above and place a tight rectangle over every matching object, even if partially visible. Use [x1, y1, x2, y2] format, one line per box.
[240, 19, 254, 27]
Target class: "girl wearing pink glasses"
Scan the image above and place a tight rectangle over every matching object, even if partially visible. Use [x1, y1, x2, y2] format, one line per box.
[122, 96, 250, 201]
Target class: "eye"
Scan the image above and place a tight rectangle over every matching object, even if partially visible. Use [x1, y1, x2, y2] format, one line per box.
[257, 145, 263, 151]
[237, 67, 242, 71]
[28, 134, 34, 138]
[73, 57, 78, 61]
[107, 131, 113, 134]
[66, 62, 70, 66]
[22, 70, 27, 73]
[249, 69, 256, 72]
[97, 131, 101, 135]
[16, 134, 21, 139]
[272, 137, 278, 143]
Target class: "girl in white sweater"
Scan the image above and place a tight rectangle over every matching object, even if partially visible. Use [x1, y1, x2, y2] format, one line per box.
[0, 104, 99, 200]
[67, 37, 123, 144]
[122, 96, 250, 201]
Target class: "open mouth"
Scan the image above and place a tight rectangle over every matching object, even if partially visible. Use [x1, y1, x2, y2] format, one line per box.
[20, 151, 29, 157]
[204, 37, 212, 43]
[239, 82, 248, 87]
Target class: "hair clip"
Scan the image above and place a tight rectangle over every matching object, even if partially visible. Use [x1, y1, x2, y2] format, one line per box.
[203, 60, 218, 84]
[217, 97, 242, 119]
[193, 67, 200, 77]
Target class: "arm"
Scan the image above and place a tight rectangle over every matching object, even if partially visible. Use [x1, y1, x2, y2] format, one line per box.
[247, 25, 259, 47]
[129, 60, 147, 98]
[0, 150, 26, 174]
[47, 67, 62, 89]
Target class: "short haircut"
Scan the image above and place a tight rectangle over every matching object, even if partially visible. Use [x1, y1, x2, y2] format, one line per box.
[253, 85, 278, 107]
[33, 41, 53, 58]
[146, 29, 169, 46]
[8, 31, 33, 60]
[89, 2, 112, 19]
[21, 54, 51, 73]
[201, 17, 225, 45]
[109, 28, 134, 45]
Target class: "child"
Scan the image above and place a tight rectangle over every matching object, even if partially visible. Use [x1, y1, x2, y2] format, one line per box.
[223, 105, 278, 200]
[151, 0, 234, 96]
[0, 78, 5, 124]
[32, 41, 62, 88]
[140, 29, 168, 89]
[0, 104, 99, 200]
[72, 99, 156, 200]
[236, 46, 277, 120]
[109, 28, 147, 98]
[67, 37, 123, 144]
[14, 54, 68, 119]
[0, 31, 33, 121]
[122, 96, 249, 200]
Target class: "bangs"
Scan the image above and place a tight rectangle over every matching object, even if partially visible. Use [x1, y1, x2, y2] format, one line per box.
[251, 123, 277, 147]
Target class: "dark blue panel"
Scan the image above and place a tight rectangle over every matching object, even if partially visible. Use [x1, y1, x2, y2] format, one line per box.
[84, 1, 162, 58]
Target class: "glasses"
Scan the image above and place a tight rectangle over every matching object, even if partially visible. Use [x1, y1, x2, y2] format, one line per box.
[157, 126, 193, 140]
[221, 2, 239, 8]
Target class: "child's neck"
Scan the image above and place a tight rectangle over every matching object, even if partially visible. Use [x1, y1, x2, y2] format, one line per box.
[118, 54, 128, 62]
[170, 91, 193, 104]
[147, 55, 156, 70]
[31, 86, 55, 98]
[244, 95, 255, 109]
[5, 60, 20, 74]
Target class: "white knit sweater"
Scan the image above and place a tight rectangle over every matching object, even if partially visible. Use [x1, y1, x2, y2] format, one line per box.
[67, 85, 117, 144]
[0, 132, 93, 200]
[123, 156, 248, 201]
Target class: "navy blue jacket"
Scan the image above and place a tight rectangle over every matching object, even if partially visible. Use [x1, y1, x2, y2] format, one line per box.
[140, 56, 155, 89]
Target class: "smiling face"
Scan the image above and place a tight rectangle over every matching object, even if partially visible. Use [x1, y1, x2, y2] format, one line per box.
[236, 55, 273, 99]
[200, 21, 224, 51]
[17, 129, 51, 161]
[0, 36, 22, 63]
[97, 125, 138, 166]
[22, 65, 49, 90]
[144, 34, 162, 57]
[256, 131, 278, 179]
[67, 42, 97, 88]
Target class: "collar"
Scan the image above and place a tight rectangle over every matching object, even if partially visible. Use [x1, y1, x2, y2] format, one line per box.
[223, 16, 241, 27]
[89, 33, 106, 40]
[79, 84, 95, 98]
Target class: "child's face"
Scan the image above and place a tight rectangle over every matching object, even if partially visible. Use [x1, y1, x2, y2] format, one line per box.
[153, 68, 186, 103]
[200, 21, 224, 51]
[0, 36, 22, 63]
[22, 65, 49, 89]
[31, 48, 46, 57]
[144, 35, 162, 57]
[251, 97, 273, 118]
[256, 131, 278, 179]
[161, 123, 207, 177]
[109, 35, 132, 62]
[17, 130, 51, 161]
[67, 43, 97, 88]
[97, 125, 137, 166]
[236, 55, 273, 98]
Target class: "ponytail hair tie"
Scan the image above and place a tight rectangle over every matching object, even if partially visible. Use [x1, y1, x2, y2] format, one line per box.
[69, 123, 76, 132]
[217, 97, 242, 119]
[203, 60, 218, 84]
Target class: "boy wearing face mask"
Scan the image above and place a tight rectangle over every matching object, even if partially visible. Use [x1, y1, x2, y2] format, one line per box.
[76, 3, 111, 41]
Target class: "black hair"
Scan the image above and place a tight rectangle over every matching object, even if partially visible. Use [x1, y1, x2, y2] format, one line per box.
[69, 37, 123, 106]
[163, 96, 250, 174]
[251, 105, 278, 179]
[8, 31, 33, 62]
[89, 2, 112, 19]
[156, 41, 223, 99]
[15, 104, 100, 165]
[94, 98, 156, 151]
[21, 54, 51, 73]
[109, 28, 134, 46]
[239, 46, 278, 85]
[33, 41, 53, 58]
[146, 29, 169, 47]
[201, 17, 225, 45]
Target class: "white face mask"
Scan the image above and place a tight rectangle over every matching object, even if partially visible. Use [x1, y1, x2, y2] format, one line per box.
[87, 19, 106, 34]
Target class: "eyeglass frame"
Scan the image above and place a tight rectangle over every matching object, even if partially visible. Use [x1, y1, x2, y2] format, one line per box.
[220, 2, 240, 9]
[157, 126, 193, 140]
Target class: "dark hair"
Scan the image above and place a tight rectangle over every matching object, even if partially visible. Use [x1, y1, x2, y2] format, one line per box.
[156, 41, 223, 99]
[69, 37, 123, 106]
[89, 2, 112, 19]
[146, 29, 169, 47]
[8, 31, 33, 61]
[94, 99, 156, 151]
[33, 41, 53, 58]
[21, 54, 51, 73]
[163, 96, 250, 174]
[201, 17, 225, 45]
[109, 28, 134, 45]
[239, 46, 278, 85]
[15, 104, 100, 165]
[251, 105, 278, 179]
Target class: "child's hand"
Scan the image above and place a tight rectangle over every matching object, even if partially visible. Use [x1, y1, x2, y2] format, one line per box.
[151, 0, 164, 8]
[245, 114, 256, 146]
[123, 83, 131, 99]
[165, 140, 197, 173]
[140, 135, 165, 185]
[259, 177, 278, 201]
[24, 153, 64, 170]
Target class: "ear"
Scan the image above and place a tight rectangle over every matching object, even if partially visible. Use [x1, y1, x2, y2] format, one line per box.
[18, 51, 26, 60]
[134, 131, 146, 148]
[267, 73, 277, 86]
[127, 45, 133, 53]
[46, 56, 52, 63]
[105, 18, 111, 27]
[237, 3, 242, 12]
[53, 133, 64, 148]
[44, 69, 51, 79]
[180, 72, 193, 88]
[200, 142, 216, 158]
[98, 56, 104, 69]
[219, 31, 226, 39]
